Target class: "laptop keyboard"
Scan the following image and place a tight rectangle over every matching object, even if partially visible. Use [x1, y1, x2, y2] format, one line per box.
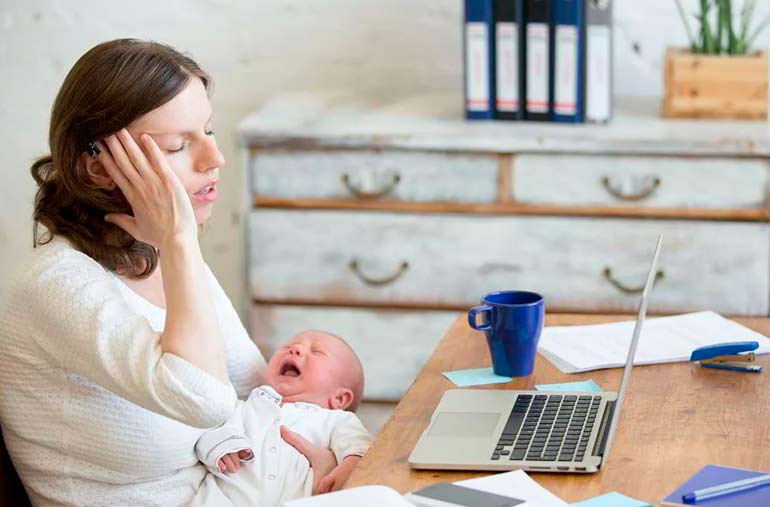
[491, 394, 601, 463]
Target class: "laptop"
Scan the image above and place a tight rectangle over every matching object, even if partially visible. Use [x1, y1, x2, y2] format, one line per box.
[409, 236, 662, 474]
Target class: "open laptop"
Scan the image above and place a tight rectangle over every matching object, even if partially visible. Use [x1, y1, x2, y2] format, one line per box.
[409, 236, 662, 474]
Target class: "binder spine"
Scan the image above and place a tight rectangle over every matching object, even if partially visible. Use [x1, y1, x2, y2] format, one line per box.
[494, 0, 524, 120]
[552, 0, 586, 123]
[586, 0, 613, 123]
[525, 0, 551, 121]
[464, 0, 496, 120]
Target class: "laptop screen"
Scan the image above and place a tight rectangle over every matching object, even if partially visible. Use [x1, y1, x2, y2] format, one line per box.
[601, 235, 662, 460]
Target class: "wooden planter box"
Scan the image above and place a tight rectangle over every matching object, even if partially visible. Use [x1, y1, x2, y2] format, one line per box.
[662, 48, 768, 119]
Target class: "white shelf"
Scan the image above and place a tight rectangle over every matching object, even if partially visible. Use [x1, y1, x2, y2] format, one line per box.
[239, 91, 770, 156]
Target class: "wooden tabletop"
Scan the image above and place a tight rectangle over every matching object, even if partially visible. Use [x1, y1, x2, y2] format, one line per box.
[346, 313, 770, 504]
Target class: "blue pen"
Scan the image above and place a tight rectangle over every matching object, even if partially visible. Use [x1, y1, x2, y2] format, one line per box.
[683, 473, 770, 504]
[700, 363, 763, 373]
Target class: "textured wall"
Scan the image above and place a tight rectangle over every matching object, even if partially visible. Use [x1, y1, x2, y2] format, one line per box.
[2, 0, 770, 314]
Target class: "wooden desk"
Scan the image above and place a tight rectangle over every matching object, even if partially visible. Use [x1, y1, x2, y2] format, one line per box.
[347, 314, 770, 504]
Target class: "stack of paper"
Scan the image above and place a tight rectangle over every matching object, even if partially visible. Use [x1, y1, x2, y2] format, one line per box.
[538, 311, 770, 374]
[284, 470, 567, 507]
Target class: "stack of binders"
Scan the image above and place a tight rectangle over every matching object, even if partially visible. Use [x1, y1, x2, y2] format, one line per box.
[463, 0, 613, 123]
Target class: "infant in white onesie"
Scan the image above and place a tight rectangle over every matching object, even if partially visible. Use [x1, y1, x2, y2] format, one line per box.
[195, 330, 373, 507]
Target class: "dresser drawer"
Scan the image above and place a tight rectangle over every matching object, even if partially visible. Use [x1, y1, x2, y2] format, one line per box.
[248, 210, 769, 315]
[250, 304, 457, 401]
[251, 149, 499, 202]
[514, 154, 768, 209]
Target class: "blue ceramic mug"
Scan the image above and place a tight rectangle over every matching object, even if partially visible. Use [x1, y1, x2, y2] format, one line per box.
[467, 291, 545, 377]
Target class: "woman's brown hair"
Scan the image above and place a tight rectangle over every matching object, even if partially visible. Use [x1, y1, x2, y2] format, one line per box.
[31, 38, 211, 277]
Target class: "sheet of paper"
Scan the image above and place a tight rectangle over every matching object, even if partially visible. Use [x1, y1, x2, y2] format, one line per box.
[285, 485, 413, 506]
[536, 379, 602, 392]
[456, 469, 568, 507]
[538, 311, 770, 373]
[570, 491, 651, 507]
[443, 367, 513, 387]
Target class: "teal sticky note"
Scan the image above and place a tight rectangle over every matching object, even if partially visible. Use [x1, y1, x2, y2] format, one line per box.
[535, 379, 602, 392]
[571, 492, 651, 507]
[442, 367, 513, 387]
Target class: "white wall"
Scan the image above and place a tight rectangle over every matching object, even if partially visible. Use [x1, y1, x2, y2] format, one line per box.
[2, 0, 770, 314]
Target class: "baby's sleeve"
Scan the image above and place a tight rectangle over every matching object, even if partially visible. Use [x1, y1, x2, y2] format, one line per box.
[18, 248, 237, 428]
[329, 412, 374, 465]
[195, 406, 254, 472]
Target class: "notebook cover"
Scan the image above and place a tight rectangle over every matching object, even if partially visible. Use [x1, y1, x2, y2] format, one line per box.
[409, 483, 523, 507]
[663, 465, 770, 507]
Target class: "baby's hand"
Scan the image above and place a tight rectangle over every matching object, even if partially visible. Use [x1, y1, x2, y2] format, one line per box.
[317, 455, 362, 494]
[217, 449, 254, 474]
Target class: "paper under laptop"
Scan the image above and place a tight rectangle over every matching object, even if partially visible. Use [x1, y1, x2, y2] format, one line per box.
[284, 470, 567, 507]
[538, 311, 770, 374]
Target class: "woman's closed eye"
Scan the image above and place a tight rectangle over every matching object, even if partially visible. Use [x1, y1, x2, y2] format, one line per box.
[167, 130, 215, 154]
[167, 142, 188, 154]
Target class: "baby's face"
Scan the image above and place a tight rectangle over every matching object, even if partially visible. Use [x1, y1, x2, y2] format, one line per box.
[263, 331, 360, 410]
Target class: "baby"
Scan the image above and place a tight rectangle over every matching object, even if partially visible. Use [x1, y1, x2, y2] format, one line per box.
[195, 330, 373, 506]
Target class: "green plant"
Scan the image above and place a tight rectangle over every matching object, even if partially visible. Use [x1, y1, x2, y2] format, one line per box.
[675, 0, 770, 54]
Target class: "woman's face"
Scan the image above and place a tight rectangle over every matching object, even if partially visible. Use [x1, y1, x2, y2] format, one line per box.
[127, 78, 224, 225]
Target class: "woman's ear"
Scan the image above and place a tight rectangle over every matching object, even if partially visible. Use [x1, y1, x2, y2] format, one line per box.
[328, 388, 354, 411]
[81, 152, 115, 189]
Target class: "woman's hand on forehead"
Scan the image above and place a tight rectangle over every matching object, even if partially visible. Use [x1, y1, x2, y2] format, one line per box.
[96, 129, 198, 248]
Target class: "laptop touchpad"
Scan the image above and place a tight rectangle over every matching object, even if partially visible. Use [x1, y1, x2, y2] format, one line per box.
[428, 412, 501, 438]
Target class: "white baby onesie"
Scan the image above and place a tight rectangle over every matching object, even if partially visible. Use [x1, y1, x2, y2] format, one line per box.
[195, 386, 372, 507]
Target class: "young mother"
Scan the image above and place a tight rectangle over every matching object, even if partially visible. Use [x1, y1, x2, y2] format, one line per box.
[0, 39, 335, 506]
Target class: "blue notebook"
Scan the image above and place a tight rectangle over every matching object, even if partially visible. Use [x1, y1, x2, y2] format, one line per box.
[663, 465, 770, 507]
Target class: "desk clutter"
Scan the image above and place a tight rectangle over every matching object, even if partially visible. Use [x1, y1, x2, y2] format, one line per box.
[286, 470, 568, 506]
[538, 311, 770, 374]
[287, 465, 770, 506]
[286, 469, 660, 506]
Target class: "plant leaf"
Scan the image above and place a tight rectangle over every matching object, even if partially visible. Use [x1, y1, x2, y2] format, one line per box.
[674, 0, 696, 48]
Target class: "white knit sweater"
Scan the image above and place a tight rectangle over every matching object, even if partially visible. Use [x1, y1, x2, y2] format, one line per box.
[0, 236, 267, 507]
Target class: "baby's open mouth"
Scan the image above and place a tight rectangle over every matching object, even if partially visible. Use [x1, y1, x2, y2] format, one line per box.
[279, 359, 301, 378]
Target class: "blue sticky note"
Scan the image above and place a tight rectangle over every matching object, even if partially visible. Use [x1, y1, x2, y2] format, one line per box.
[571, 492, 650, 507]
[536, 379, 602, 392]
[442, 367, 513, 387]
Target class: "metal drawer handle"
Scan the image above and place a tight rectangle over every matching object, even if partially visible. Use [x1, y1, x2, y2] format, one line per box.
[601, 175, 661, 202]
[341, 172, 401, 200]
[603, 267, 665, 294]
[349, 259, 409, 286]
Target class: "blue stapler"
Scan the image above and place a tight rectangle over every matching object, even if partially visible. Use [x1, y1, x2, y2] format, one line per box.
[690, 341, 762, 373]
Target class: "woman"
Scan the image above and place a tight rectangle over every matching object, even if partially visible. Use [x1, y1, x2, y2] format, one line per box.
[0, 39, 334, 507]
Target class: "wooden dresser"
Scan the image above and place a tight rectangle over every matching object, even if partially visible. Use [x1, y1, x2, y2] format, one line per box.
[238, 92, 770, 401]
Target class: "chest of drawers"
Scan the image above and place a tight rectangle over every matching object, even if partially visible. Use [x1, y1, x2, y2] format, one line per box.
[239, 93, 770, 401]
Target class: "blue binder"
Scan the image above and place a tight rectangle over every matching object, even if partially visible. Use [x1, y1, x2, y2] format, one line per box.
[464, 0, 496, 119]
[494, 0, 525, 120]
[663, 465, 770, 507]
[524, 0, 551, 121]
[551, 0, 585, 123]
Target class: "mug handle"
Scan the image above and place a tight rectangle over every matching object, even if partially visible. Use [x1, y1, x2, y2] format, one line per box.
[468, 304, 494, 331]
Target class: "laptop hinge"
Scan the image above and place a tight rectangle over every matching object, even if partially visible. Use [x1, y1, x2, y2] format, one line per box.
[592, 400, 616, 457]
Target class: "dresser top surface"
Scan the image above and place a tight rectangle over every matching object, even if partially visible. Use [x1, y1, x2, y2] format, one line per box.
[238, 91, 770, 156]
